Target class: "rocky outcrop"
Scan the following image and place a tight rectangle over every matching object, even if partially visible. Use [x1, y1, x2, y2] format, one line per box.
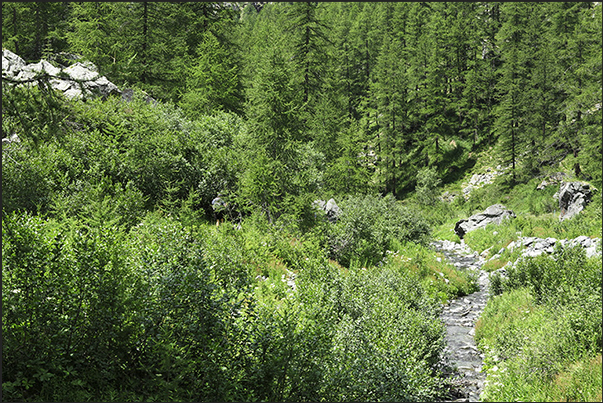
[483, 236, 601, 282]
[313, 198, 341, 223]
[454, 204, 516, 239]
[2, 48, 120, 100]
[557, 181, 594, 221]
[494, 235, 601, 260]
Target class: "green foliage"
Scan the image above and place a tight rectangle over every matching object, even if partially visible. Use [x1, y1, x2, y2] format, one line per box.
[318, 265, 446, 402]
[326, 193, 431, 268]
[2, 77, 70, 149]
[475, 246, 602, 402]
[2, 140, 55, 215]
[2, 3, 602, 401]
[122, 213, 252, 401]
[179, 29, 244, 118]
[2, 211, 132, 402]
[2, 2, 71, 61]
[415, 166, 442, 206]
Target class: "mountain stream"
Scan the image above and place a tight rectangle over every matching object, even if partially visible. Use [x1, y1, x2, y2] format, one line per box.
[432, 240, 490, 402]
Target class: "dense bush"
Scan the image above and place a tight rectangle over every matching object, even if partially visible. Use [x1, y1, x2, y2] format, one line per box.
[2, 206, 457, 402]
[2, 212, 132, 402]
[2, 142, 56, 214]
[2, 92, 249, 227]
[327, 193, 431, 268]
[317, 265, 446, 402]
[121, 213, 255, 401]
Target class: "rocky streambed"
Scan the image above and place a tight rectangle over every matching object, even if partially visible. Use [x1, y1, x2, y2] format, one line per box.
[432, 240, 489, 402]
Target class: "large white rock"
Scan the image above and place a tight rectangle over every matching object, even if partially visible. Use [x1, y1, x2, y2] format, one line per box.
[454, 204, 516, 238]
[63, 62, 99, 81]
[2, 48, 120, 100]
[28, 59, 61, 77]
[2, 48, 26, 78]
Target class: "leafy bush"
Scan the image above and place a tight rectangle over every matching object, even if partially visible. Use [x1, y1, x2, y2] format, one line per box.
[122, 213, 255, 401]
[415, 166, 442, 206]
[285, 256, 448, 402]
[2, 211, 132, 402]
[63, 94, 247, 217]
[2, 142, 55, 214]
[327, 193, 431, 268]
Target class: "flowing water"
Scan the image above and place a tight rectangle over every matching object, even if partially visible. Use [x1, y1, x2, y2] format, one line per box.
[432, 240, 490, 402]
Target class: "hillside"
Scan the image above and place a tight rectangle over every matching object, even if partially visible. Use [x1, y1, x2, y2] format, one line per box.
[2, 2, 602, 402]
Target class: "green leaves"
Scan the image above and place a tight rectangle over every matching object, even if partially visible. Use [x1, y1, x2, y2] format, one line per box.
[327, 193, 431, 268]
[2, 76, 70, 150]
[415, 166, 442, 206]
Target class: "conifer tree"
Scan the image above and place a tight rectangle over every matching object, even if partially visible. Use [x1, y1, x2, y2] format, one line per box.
[551, 2, 602, 180]
[368, 2, 409, 196]
[521, 3, 563, 175]
[179, 29, 244, 118]
[493, 2, 532, 183]
[67, 2, 131, 80]
[460, 2, 500, 149]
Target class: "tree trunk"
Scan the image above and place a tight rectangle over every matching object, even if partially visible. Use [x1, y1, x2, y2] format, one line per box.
[13, 7, 19, 55]
[304, 25, 310, 104]
[141, 1, 148, 84]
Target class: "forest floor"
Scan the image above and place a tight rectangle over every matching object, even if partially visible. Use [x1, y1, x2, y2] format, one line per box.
[432, 240, 490, 402]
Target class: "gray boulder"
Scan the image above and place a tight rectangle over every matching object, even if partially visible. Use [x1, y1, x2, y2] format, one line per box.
[313, 198, 341, 223]
[2, 48, 120, 100]
[2, 49, 26, 78]
[515, 236, 601, 259]
[454, 204, 516, 238]
[558, 181, 593, 221]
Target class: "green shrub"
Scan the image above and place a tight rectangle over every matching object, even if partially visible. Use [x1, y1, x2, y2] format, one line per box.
[63, 95, 247, 217]
[2, 211, 132, 402]
[503, 245, 602, 306]
[476, 245, 602, 402]
[327, 193, 431, 268]
[1, 143, 55, 214]
[317, 265, 446, 402]
[415, 166, 442, 206]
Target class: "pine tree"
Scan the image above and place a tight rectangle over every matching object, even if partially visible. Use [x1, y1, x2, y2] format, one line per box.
[67, 2, 131, 80]
[405, 2, 432, 168]
[367, 2, 410, 196]
[241, 42, 303, 219]
[521, 3, 564, 175]
[551, 2, 602, 180]
[460, 2, 500, 149]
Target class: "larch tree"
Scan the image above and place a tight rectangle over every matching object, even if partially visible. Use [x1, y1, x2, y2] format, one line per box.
[493, 2, 532, 183]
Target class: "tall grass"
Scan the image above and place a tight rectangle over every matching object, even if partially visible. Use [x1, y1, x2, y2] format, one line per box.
[475, 246, 602, 402]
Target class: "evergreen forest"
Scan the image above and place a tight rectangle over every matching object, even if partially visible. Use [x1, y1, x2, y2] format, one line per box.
[2, 2, 602, 402]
